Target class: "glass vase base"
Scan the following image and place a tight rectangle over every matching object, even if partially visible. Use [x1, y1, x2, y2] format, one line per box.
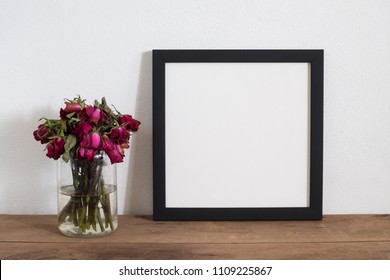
[58, 221, 118, 238]
[57, 184, 118, 238]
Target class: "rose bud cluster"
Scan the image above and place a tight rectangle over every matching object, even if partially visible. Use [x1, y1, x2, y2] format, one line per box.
[33, 96, 140, 164]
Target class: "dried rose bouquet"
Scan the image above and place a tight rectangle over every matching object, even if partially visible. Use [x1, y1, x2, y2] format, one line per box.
[33, 96, 140, 234]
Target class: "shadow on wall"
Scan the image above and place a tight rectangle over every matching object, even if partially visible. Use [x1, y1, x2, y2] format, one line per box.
[124, 51, 153, 215]
[0, 107, 57, 214]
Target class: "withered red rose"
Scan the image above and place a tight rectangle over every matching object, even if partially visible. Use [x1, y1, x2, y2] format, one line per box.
[80, 132, 102, 150]
[102, 135, 124, 164]
[85, 106, 102, 125]
[119, 114, 140, 132]
[33, 124, 50, 144]
[110, 126, 130, 144]
[73, 121, 93, 138]
[60, 102, 82, 119]
[46, 137, 65, 160]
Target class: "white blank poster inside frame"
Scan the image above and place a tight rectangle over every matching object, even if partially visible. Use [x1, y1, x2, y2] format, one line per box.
[165, 62, 310, 208]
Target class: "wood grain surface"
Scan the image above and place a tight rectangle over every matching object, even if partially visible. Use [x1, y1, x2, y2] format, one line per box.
[0, 215, 389, 259]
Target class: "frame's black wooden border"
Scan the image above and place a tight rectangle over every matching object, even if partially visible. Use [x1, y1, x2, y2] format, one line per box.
[153, 50, 323, 221]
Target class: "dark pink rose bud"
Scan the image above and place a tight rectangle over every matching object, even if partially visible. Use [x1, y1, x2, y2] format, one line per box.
[78, 147, 96, 161]
[65, 102, 82, 112]
[46, 137, 65, 160]
[73, 122, 93, 138]
[60, 102, 82, 119]
[110, 126, 130, 144]
[89, 133, 102, 149]
[46, 143, 55, 158]
[54, 137, 65, 153]
[106, 145, 124, 164]
[119, 114, 141, 132]
[33, 124, 50, 144]
[102, 135, 124, 164]
[85, 106, 101, 125]
[80, 132, 102, 150]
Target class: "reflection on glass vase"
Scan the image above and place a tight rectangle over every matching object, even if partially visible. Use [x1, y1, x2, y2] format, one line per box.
[57, 151, 118, 237]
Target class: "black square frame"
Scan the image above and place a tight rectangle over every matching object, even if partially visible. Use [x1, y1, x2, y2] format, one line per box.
[153, 49, 323, 221]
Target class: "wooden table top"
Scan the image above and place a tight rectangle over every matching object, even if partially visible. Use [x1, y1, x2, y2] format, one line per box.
[0, 214, 389, 260]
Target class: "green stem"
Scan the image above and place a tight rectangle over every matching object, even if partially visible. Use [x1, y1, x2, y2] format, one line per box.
[97, 209, 105, 232]
[104, 193, 114, 231]
[58, 155, 115, 234]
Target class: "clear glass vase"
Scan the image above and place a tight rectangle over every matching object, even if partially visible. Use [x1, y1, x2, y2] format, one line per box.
[57, 152, 118, 237]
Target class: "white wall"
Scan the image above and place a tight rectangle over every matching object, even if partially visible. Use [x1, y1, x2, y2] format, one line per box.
[1, 0, 389, 215]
